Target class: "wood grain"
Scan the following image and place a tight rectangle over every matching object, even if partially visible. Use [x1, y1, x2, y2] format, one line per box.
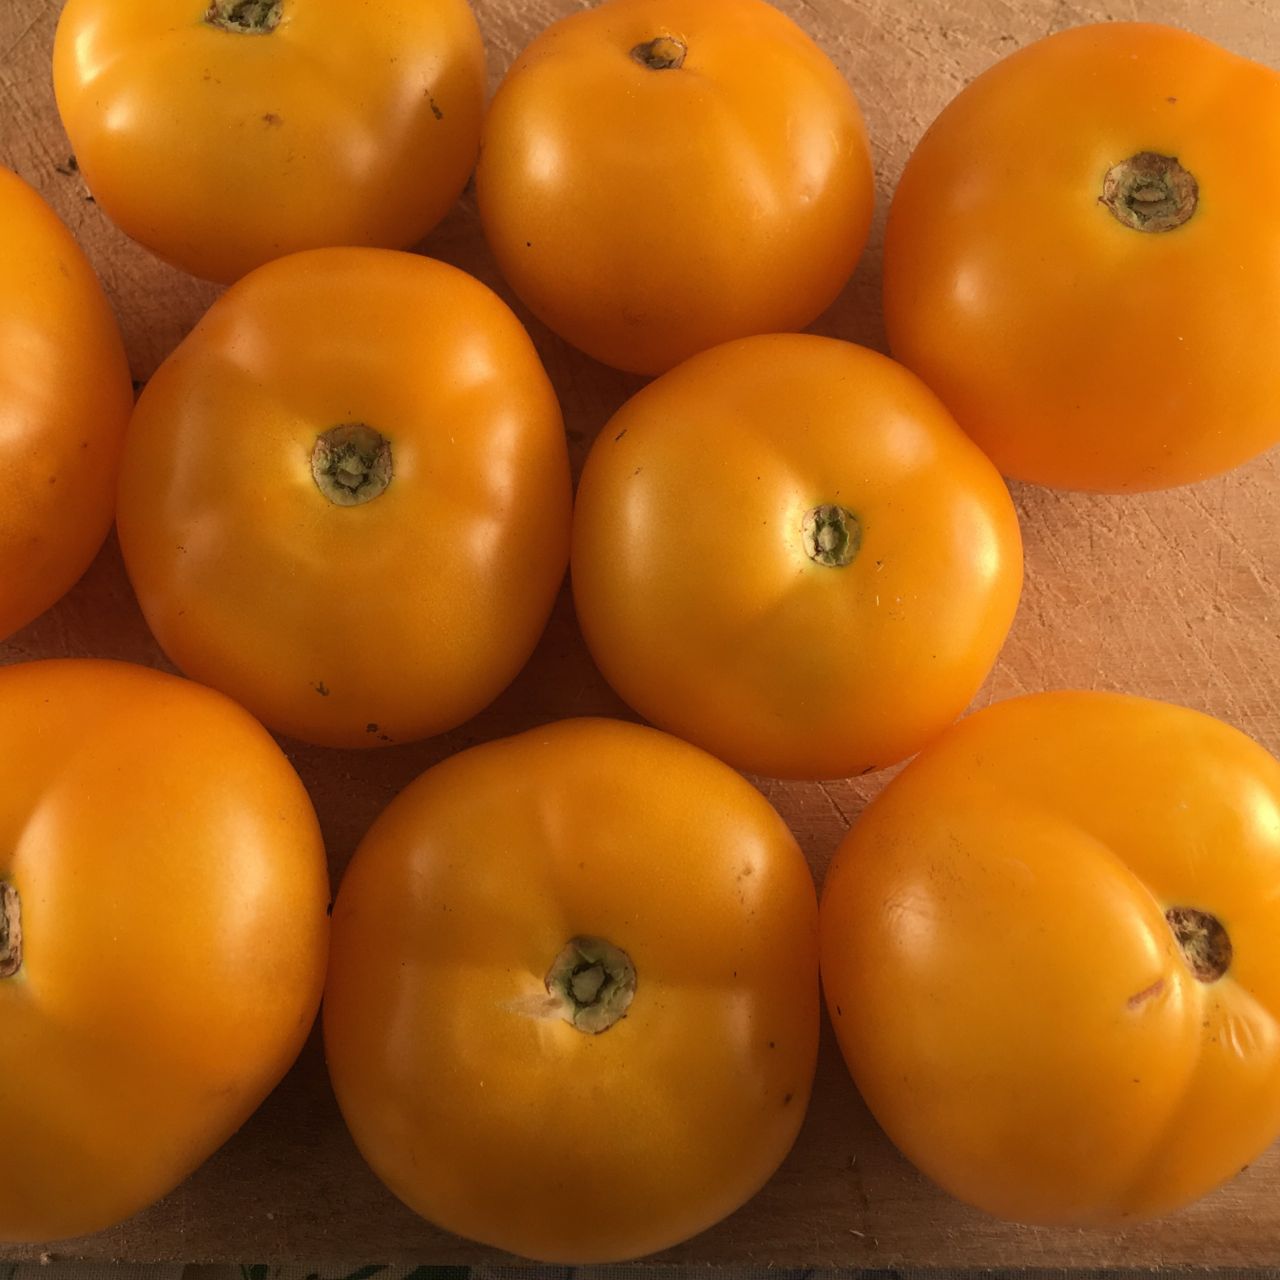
[2, 0, 1278, 1265]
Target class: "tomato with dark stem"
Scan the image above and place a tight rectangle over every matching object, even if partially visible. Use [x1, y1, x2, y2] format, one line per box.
[53, 0, 486, 282]
[117, 247, 571, 749]
[0, 659, 329, 1241]
[821, 691, 1280, 1224]
[478, 0, 875, 374]
[571, 333, 1023, 780]
[884, 22, 1280, 491]
[325, 717, 819, 1262]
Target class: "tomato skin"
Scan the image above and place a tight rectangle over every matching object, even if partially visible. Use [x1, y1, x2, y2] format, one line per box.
[52, 0, 486, 283]
[0, 168, 133, 641]
[570, 333, 1023, 780]
[116, 247, 571, 750]
[0, 658, 329, 1242]
[820, 691, 1280, 1225]
[476, 0, 874, 375]
[324, 717, 819, 1263]
[883, 22, 1280, 492]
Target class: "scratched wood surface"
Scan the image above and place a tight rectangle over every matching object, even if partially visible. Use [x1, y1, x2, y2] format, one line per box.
[2, 0, 1278, 1267]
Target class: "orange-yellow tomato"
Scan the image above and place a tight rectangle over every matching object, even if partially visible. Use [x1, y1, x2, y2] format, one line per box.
[0, 168, 132, 641]
[476, 0, 874, 375]
[324, 717, 819, 1262]
[53, 0, 486, 283]
[0, 658, 329, 1242]
[883, 22, 1280, 491]
[571, 334, 1023, 780]
[117, 247, 571, 750]
[820, 691, 1280, 1225]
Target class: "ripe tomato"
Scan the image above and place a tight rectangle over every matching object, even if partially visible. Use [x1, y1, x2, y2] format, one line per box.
[883, 22, 1280, 492]
[0, 168, 132, 642]
[476, 0, 874, 375]
[0, 658, 329, 1242]
[53, 0, 486, 283]
[820, 691, 1280, 1225]
[116, 248, 571, 750]
[571, 334, 1023, 780]
[324, 717, 819, 1262]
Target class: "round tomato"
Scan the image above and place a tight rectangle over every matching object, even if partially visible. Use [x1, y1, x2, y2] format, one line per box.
[820, 691, 1280, 1225]
[571, 334, 1023, 780]
[476, 0, 874, 375]
[0, 167, 133, 642]
[53, 0, 486, 283]
[324, 717, 818, 1262]
[883, 22, 1280, 492]
[0, 658, 328, 1242]
[116, 247, 570, 750]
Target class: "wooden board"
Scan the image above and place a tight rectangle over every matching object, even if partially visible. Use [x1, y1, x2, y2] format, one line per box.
[2, 0, 1278, 1266]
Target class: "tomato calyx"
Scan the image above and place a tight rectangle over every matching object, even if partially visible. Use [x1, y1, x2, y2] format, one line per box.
[1165, 905, 1232, 982]
[801, 503, 860, 568]
[1100, 152, 1198, 233]
[0, 883, 21, 979]
[545, 935, 636, 1034]
[204, 0, 282, 34]
[630, 36, 687, 71]
[311, 424, 393, 507]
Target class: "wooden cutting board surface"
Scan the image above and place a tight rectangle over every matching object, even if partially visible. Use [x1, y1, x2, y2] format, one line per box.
[1, 0, 1277, 1266]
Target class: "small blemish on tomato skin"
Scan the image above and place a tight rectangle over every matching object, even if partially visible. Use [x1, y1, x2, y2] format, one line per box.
[1126, 977, 1165, 1010]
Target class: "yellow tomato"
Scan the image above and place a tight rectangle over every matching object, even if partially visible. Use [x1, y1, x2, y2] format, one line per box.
[884, 22, 1280, 491]
[116, 248, 571, 749]
[821, 691, 1280, 1224]
[0, 168, 132, 641]
[0, 659, 328, 1241]
[571, 334, 1023, 780]
[53, 0, 486, 282]
[325, 717, 819, 1262]
[477, 0, 874, 374]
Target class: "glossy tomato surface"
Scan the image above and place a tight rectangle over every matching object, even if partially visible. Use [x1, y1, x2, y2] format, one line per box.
[571, 333, 1023, 780]
[53, 0, 486, 282]
[117, 247, 571, 750]
[0, 168, 133, 641]
[325, 717, 819, 1262]
[884, 22, 1280, 491]
[477, 0, 874, 374]
[821, 691, 1280, 1225]
[0, 658, 329, 1242]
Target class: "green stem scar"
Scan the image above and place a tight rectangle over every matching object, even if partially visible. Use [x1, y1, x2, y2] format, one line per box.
[204, 1, 282, 33]
[1100, 152, 1198, 233]
[802, 504, 861, 568]
[0, 883, 21, 979]
[312, 424, 392, 507]
[545, 936, 636, 1034]
[1165, 906, 1231, 982]
[631, 35, 687, 70]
